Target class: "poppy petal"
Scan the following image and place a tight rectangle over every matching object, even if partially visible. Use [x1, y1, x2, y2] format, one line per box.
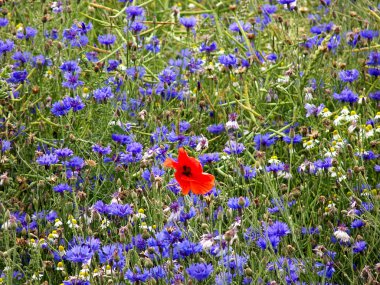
[190, 173, 215, 195]
[178, 148, 203, 174]
[163, 158, 178, 169]
[175, 171, 191, 195]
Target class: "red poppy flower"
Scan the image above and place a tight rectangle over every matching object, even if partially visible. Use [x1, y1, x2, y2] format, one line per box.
[163, 148, 215, 195]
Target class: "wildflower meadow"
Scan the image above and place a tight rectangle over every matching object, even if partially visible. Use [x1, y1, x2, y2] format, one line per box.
[1, 0, 380, 284]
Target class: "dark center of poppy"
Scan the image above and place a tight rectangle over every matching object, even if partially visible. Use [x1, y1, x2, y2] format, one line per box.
[182, 165, 192, 177]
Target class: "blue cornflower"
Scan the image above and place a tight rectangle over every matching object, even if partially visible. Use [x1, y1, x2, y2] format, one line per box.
[283, 134, 302, 144]
[353, 241, 366, 253]
[150, 266, 166, 280]
[93, 86, 114, 103]
[126, 66, 146, 80]
[86, 51, 98, 62]
[333, 87, 358, 103]
[227, 197, 250, 210]
[369, 91, 380, 100]
[223, 141, 245, 155]
[199, 153, 220, 165]
[32, 55, 52, 67]
[51, 100, 71, 116]
[107, 203, 134, 217]
[339, 69, 359, 82]
[107, 59, 120, 72]
[64, 244, 93, 263]
[175, 240, 202, 258]
[186, 263, 213, 281]
[278, 0, 296, 4]
[158, 67, 178, 85]
[145, 36, 160, 53]
[99, 244, 125, 269]
[253, 133, 276, 150]
[12, 51, 31, 65]
[65, 156, 85, 170]
[368, 68, 380, 77]
[36, 154, 59, 167]
[229, 21, 252, 33]
[351, 219, 365, 228]
[60, 61, 81, 73]
[53, 183, 72, 193]
[126, 6, 145, 21]
[304, 103, 324, 117]
[65, 96, 85, 112]
[63, 279, 90, 285]
[0, 39, 14, 54]
[126, 142, 143, 154]
[207, 124, 225, 134]
[261, 4, 277, 14]
[0, 18, 9, 27]
[62, 72, 83, 90]
[180, 16, 197, 30]
[16, 26, 37, 40]
[92, 144, 112, 156]
[200, 41, 217, 53]
[314, 157, 332, 171]
[112, 134, 134, 145]
[128, 21, 147, 34]
[0, 140, 11, 152]
[7, 70, 28, 84]
[219, 54, 237, 68]
[315, 262, 335, 279]
[98, 34, 116, 46]
[55, 148, 73, 158]
[266, 221, 291, 238]
[367, 51, 380, 65]
[360, 29, 379, 40]
[125, 267, 150, 283]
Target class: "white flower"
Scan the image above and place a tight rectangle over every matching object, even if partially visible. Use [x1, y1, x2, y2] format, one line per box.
[333, 230, 350, 242]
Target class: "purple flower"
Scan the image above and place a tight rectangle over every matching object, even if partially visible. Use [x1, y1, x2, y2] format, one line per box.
[62, 72, 83, 90]
[304, 103, 324, 117]
[200, 42, 217, 53]
[125, 267, 150, 283]
[64, 244, 94, 263]
[128, 21, 147, 34]
[0, 39, 15, 54]
[351, 219, 365, 229]
[145, 36, 160, 53]
[158, 67, 178, 85]
[360, 30, 379, 40]
[207, 124, 225, 134]
[60, 61, 81, 73]
[199, 153, 220, 165]
[333, 87, 358, 103]
[126, 66, 146, 80]
[55, 148, 73, 158]
[36, 154, 59, 167]
[278, 0, 296, 4]
[339, 69, 359, 82]
[369, 91, 380, 100]
[219, 54, 237, 68]
[186, 263, 213, 281]
[223, 141, 245, 155]
[368, 67, 380, 77]
[98, 34, 116, 46]
[0, 140, 11, 152]
[107, 203, 134, 217]
[7, 70, 28, 84]
[180, 16, 197, 30]
[367, 52, 380, 65]
[254, 133, 276, 150]
[266, 221, 291, 238]
[92, 144, 112, 155]
[353, 241, 366, 253]
[126, 6, 145, 21]
[53, 183, 72, 193]
[51, 100, 71, 116]
[93, 86, 114, 103]
[0, 18, 9, 27]
[283, 134, 302, 144]
[229, 21, 252, 33]
[227, 197, 250, 210]
[315, 262, 335, 279]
